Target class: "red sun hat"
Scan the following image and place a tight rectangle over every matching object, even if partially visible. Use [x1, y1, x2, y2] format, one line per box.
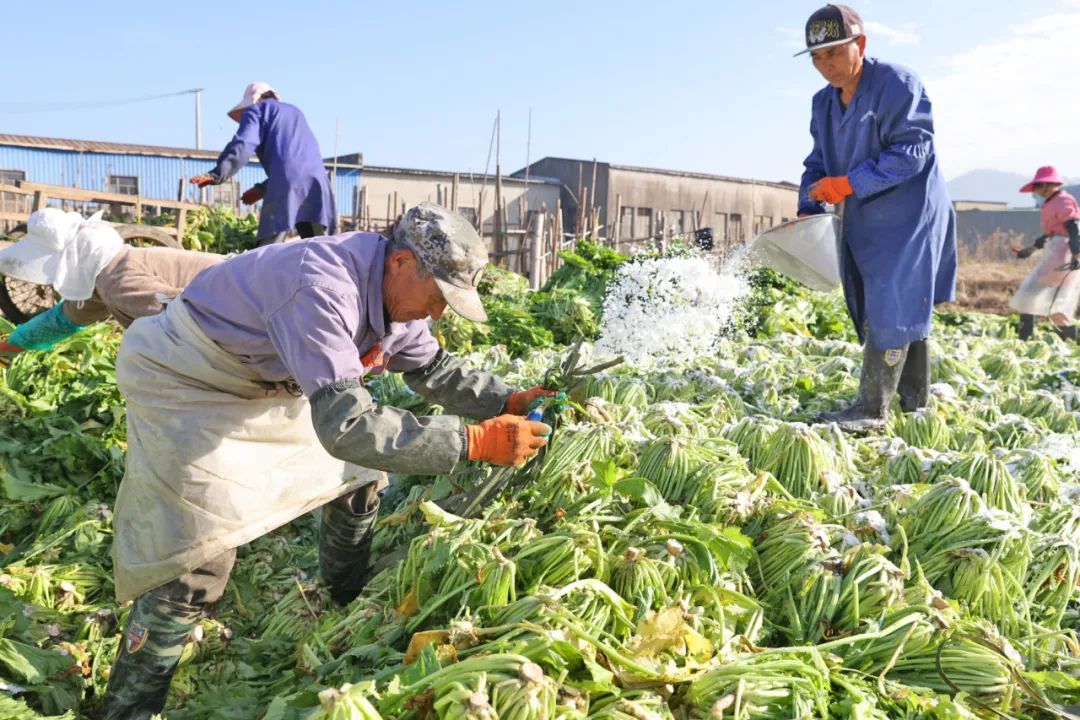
[1019, 165, 1064, 193]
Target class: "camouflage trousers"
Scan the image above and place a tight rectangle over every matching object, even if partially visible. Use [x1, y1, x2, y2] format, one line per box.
[102, 484, 380, 719]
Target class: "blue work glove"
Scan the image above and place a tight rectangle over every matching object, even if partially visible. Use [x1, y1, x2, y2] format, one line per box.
[9, 302, 86, 350]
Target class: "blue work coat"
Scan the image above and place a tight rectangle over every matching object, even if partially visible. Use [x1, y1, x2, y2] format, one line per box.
[210, 99, 336, 239]
[799, 58, 957, 351]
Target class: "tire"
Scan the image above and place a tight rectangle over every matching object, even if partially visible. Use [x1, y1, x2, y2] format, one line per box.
[0, 222, 180, 324]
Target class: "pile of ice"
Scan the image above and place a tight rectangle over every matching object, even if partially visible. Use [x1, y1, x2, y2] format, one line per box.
[595, 253, 750, 368]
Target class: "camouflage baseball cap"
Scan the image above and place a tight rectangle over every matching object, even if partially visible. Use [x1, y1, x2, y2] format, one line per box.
[394, 202, 489, 322]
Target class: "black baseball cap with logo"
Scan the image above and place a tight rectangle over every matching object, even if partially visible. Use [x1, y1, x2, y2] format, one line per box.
[794, 4, 863, 57]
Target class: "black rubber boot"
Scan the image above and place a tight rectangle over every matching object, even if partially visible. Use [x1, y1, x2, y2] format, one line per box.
[319, 485, 380, 606]
[1057, 324, 1078, 342]
[897, 339, 929, 412]
[1018, 314, 1035, 341]
[102, 589, 201, 719]
[819, 343, 908, 434]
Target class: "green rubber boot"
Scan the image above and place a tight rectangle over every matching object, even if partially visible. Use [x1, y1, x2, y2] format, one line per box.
[1018, 314, 1035, 341]
[102, 587, 200, 719]
[897, 339, 929, 412]
[319, 484, 380, 606]
[819, 343, 908, 434]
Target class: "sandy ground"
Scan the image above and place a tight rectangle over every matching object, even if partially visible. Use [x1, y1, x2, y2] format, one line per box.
[939, 258, 1034, 316]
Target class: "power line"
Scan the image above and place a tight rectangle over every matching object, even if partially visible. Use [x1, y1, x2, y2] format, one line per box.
[0, 89, 201, 115]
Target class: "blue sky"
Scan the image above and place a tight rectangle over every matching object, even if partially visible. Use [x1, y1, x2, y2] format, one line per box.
[3, 1, 1076, 184]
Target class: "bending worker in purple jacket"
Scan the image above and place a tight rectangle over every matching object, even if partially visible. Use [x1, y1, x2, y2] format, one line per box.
[101, 203, 553, 717]
[192, 82, 336, 246]
[795, 4, 957, 433]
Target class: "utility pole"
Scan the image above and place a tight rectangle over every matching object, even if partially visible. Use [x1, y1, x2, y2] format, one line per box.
[524, 107, 532, 189]
[331, 117, 340, 185]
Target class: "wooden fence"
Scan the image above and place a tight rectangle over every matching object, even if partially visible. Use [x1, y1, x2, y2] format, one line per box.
[0, 180, 201, 243]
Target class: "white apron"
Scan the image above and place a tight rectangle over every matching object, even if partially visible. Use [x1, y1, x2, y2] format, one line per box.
[111, 300, 383, 603]
[1009, 236, 1080, 322]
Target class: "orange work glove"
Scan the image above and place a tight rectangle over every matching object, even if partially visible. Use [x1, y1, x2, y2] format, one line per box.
[0, 339, 23, 366]
[809, 176, 853, 204]
[241, 186, 265, 205]
[190, 174, 217, 188]
[504, 385, 557, 415]
[466, 415, 550, 466]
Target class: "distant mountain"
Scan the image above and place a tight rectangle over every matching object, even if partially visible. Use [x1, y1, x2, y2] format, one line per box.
[947, 169, 1038, 208]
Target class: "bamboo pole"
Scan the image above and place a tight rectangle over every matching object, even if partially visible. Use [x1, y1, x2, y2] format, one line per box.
[527, 208, 545, 290]
[576, 163, 584, 237]
[494, 168, 504, 267]
[588, 158, 598, 219]
[613, 193, 622, 249]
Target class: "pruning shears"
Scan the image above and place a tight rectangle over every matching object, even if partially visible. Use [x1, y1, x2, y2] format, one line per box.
[541, 337, 625, 398]
[446, 339, 624, 519]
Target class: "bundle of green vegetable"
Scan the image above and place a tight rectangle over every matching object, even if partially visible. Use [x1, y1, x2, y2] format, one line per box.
[181, 206, 259, 254]
[3, 250, 1080, 720]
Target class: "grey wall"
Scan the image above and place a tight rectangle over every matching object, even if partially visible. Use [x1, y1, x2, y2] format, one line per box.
[954, 209, 1041, 253]
[606, 168, 798, 247]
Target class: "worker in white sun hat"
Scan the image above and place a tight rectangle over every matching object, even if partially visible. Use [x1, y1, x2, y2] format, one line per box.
[0, 208, 221, 360]
[191, 82, 336, 247]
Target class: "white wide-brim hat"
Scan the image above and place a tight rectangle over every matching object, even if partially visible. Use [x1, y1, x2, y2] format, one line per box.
[227, 82, 278, 121]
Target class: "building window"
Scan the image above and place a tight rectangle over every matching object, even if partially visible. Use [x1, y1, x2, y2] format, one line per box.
[0, 169, 25, 186]
[210, 182, 236, 208]
[668, 209, 685, 235]
[636, 208, 653, 238]
[457, 207, 478, 227]
[714, 212, 728, 244]
[107, 175, 139, 196]
[729, 213, 743, 244]
[620, 206, 634, 240]
[754, 214, 773, 235]
[781, 217, 791, 224]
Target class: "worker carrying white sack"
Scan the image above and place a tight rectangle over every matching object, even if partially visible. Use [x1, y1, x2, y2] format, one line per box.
[101, 202, 555, 717]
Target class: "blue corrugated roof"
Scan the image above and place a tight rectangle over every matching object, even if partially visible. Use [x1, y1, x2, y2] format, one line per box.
[0, 134, 360, 215]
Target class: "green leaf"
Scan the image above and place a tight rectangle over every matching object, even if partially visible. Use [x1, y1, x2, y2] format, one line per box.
[0, 638, 74, 684]
[1022, 669, 1080, 692]
[613, 477, 678, 518]
[589, 458, 618, 491]
[1, 465, 68, 502]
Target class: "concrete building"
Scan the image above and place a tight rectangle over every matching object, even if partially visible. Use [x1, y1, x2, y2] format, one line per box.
[513, 157, 800, 250]
[329, 154, 561, 234]
[954, 200, 1009, 212]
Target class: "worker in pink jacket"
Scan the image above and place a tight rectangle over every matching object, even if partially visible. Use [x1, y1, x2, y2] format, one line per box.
[1011, 165, 1080, 342]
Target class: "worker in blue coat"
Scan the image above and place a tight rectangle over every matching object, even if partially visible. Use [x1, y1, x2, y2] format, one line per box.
[192, 82, 336, 247]
[795, 4, 957, 433]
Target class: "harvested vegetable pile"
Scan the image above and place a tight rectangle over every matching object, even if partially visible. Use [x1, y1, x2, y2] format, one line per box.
[181, 206, 259, 254]
[2, 252, 1080, 719]
[434, 240, 627, 357]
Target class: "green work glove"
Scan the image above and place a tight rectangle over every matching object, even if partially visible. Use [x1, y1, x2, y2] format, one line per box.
[8, 302, 86, 351]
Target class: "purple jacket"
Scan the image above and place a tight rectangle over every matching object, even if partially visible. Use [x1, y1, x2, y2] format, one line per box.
[210, 99, 337, 238]
[181, 232, 438, 397]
